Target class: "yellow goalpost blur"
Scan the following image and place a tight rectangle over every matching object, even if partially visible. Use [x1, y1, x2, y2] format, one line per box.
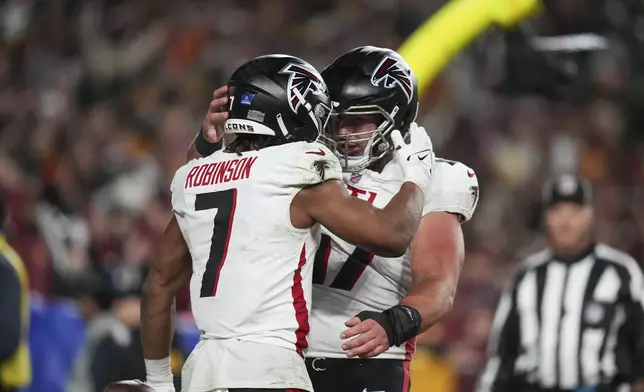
[397, 0, 542, 96]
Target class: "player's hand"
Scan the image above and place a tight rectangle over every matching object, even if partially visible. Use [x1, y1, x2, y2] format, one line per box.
[391, 122, 435, 191]
[201, 85, 229, 143]
[340, 316, 390, 359]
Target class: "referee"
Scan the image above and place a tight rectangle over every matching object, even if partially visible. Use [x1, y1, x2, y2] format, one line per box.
[477, 174, 644, 392]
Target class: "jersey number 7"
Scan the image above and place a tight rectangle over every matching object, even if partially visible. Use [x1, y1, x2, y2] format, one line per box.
[195, 189, 237, 297]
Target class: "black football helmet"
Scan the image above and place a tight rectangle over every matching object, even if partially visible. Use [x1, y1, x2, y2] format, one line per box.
[225, 54, 332, 146]
[321, 46, 419, 172]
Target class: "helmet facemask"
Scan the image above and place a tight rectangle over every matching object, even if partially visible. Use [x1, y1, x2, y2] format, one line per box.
[320, 103, 399, 173]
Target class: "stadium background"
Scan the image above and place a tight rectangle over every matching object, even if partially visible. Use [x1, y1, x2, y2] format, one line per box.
[0, 0, 643, 391]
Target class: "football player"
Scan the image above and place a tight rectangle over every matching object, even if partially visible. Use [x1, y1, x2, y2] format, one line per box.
[141, 54, 437, 392]
[306, 46, 479, 392]
[199, 46, 479, 392]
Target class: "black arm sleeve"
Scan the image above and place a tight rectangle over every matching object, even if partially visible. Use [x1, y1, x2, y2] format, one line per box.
[0, 256, 22, 362]
[195, 132, 223, 156]
[477, 275, 523, 392]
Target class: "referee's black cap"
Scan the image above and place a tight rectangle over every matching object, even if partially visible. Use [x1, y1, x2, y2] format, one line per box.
[542, 174, 592, 208]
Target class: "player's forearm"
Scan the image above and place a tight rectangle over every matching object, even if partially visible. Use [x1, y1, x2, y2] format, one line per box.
[401, 277, 456, 332]
[315, 182, 423, 257]
[379, 182, 425, 253]
[404, 212, 464, 332]
[140, 289, 175, 391]
[142, 217, 190, 390]
[140, 278, 176, 359]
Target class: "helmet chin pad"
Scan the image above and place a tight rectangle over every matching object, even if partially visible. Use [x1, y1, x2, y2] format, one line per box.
[325, 105, 395, 172]
[335, 140, 375, 172]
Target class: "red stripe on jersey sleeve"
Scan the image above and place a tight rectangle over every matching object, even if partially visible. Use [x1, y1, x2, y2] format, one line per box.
[291, 244, 310, 357]
[404, 336, 417, 361]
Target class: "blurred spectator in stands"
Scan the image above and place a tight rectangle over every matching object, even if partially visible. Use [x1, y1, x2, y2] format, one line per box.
[0, 195, 31, 392]
[440, 249, 500, 392]
[67, 262, 184, 392]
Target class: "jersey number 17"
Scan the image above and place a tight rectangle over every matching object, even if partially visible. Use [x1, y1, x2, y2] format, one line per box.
[312, 235, 374, 292]
[312, 185, 377, 291]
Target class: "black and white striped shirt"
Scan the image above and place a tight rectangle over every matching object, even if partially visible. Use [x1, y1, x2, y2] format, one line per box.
[477, 243, 644, 392]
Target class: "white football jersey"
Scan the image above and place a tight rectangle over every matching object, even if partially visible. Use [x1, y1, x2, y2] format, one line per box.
[307, 157, 479, 360]
[171, 141, 341, 356]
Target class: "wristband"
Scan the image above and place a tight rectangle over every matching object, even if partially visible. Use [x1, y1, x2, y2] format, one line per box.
[402, 175, 429, 194]
[144, 357, 173, 385]
[195, 130, 222, 156]
[355, 304, 422, 347]
[401, 161, 433, 193]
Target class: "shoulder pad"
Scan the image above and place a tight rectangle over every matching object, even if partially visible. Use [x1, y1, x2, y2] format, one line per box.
[291, 142, 342, 186]
[423, 158, 479, 222]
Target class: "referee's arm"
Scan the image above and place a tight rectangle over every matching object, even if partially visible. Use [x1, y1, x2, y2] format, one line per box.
[0, 255, 22, 362]
[477, 273, 523, 392]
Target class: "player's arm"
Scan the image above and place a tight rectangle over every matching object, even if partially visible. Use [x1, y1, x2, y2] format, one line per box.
[341, 162, 479, 358]
[293, 180, 424, 258]
[140, 216, 191, 392]
[339, 216, 467, 358]
[402, 211, 464, 331]
[186, 86, 229, 162]
[399, 162, 479, 332]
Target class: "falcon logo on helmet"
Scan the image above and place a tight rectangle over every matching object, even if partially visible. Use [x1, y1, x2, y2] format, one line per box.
[370, 56, 413, 104]
[470, 185, 480, 208]
[280, 63, 327, 114]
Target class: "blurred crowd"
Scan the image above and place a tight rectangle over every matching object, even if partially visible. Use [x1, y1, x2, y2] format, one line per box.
[0, 0, 643, 391]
